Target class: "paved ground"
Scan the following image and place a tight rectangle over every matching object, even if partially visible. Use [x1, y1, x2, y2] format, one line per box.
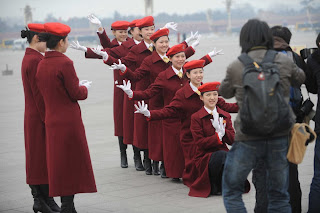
[0, 31, 318, 212]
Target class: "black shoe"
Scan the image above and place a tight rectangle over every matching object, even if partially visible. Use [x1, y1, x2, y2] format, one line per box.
[172, 178, 180, 182]
[61, 195, 75, 213]
[120, 151, 128, 168]
[133, 146, 144, 171]
[144, 150, 152, 175]
[30, 185, 58, 213]
[153, 161, 160, 175]
[160, 162, 168, 178]
[39, 185, 61, 212]
[210, 183, 222, 196]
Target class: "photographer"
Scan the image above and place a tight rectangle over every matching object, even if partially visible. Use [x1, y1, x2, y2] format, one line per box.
[305, 32, 320, 213]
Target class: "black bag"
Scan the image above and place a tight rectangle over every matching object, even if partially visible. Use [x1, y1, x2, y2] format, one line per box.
[238, 50, 294, 136]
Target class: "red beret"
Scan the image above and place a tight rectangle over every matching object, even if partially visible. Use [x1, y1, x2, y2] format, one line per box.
[27, 23, 45, 33]
[183, 60, 205, 70]
[150, 28, 169, 41]
[111, 21, 130, 30]
[128, 19, 140, 28]
[198, 82, 221, 93]
[167, 44, 186, 57]
[136, 16, 154, 28]
[44, 22, 71, 37]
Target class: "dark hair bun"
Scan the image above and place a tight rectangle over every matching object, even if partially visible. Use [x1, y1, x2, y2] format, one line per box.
[21, 29, 28, 38]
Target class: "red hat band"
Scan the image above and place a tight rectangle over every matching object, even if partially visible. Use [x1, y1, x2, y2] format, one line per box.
[183, 60, 205, 70]
[198, 82, 221, 93]
[167, 44, 186, 57]
[150, 28, 169, 41]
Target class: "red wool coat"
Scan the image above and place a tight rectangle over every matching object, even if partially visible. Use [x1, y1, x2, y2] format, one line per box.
[188, 107, 234, 197]
[21, 48, 48, 185]
[131, 55, 212, 177]
[97, 29, 120, 49]
[105, 41, 153, 149]
[121, 45, 195, 160]
[36, 51, 97, 197]
[149, 83, 238, 187]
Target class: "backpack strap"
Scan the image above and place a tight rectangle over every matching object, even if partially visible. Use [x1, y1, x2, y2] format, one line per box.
[238, 53, 254, 66]
[262, 50, 278, 63]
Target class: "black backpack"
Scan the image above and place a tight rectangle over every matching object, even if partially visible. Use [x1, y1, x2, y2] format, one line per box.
[238, 50, 294, 136]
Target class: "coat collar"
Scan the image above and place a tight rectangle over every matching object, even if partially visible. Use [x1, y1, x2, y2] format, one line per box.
[111, 38, 120, 47]
[198, 106, 228, 119]
[136, 41, 149, 53]
[184, 83, 197, 99]
[44, 50, 66, 58]
[122, 38, 136, 49]
[152, 51, 165, 63]
[25, 47, 43, 58]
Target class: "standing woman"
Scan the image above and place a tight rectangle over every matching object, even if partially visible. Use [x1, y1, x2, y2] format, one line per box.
[134, 60, 239, 187]
[117, 44, 223, 180]
[110, 29, 198, 176]
[36, 22, 97, 212]
[21, 23, 60, 213]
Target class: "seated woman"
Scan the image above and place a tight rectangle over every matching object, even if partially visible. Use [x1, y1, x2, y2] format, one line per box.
[188, 82, 234, 198]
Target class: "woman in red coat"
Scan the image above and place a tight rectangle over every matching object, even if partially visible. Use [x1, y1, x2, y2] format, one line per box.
[189, 82, 234, 197]
[116, 44, 223, 180]
[21, 23, 60, 213]
[70, 19, 144, 170]
[110, 28, 198, 176]
[134, 60, 238, 187]
[36, 22, 97, 212]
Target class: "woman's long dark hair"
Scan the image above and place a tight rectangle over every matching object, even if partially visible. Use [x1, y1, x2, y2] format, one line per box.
[239, 19, 274, 53]
[21, 28, 38, 44]
[38, 33, 66, 49]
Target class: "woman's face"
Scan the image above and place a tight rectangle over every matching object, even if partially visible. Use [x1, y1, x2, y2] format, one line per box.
[170, 52, 186, 69]
[154, 36, 169, 55]
[186, 68, 204, 85]
[131, 27, 143, 41]
[200, 91, 219, 109]
[113, 30, 128, 42]
[140, 26, 155, 41]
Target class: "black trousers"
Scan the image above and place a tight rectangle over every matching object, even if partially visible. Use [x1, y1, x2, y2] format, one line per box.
[253, 160, 301, 213]
[208, 150, 227, 194]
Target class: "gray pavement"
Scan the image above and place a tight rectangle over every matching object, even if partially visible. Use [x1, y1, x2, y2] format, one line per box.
[0, 32, 318, 212]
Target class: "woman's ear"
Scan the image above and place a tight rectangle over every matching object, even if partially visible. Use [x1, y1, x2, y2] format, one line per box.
[186, 72, 190, 79]
[112, 30, 116, 36]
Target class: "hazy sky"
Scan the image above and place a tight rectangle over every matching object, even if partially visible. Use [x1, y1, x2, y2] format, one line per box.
[0, 0, 311, 21]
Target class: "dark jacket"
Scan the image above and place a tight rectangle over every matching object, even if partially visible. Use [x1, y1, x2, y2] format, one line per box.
[305, 49, 320, 134]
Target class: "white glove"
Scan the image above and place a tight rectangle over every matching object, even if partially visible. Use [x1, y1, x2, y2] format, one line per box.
[191, 34, 201, 49]
[217, 117, 226, 141]
[91, 45, 109, 60]
[79, 80, 89, 86]
[185, 31, 200, 46]
[80, 80, 92, 89]
[110, 59, 126, 73]
[134, 100, 150, 118]
[116, 80, 133, 98]
[210, 118, 220, 132]
[208, 48, 224, 58]
[162, 22, 178, 31]
[70, 41, 87, 52]
[87, 14, 102, 29]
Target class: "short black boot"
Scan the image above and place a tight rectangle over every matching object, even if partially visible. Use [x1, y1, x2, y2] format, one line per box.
[29, 185, 58, 213]
[61, 195, 76, 213]
[160, 162, 168, 178]
[144, 150, 152, 175]
[133, 146, 144, 171]
[40, 184, 61, 212]
[153, 161, 160, 175]
[118, 136, 128, 168]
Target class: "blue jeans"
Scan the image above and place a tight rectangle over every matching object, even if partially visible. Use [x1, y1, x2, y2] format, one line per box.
[308, 137, 320, 212]
[222, 136, 291, 213]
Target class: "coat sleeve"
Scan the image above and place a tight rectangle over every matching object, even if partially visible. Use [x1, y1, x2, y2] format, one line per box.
[305, 57, 319, 94]
[216, 97, 239, 113]
[149, 90, 183, 120]
[184, 46, 195, 59]
[221, 115, 235, 145]
[121, 58, 150, 82]
[131, 74, 164, 100]
[289, 61, 305, 87]
[28, 58, 45, 121]
[200, 54, 213, 67]
[98, 29, 112, 49]
[61, 61, 88, 101]
[219, 62, 237, 99]
[191, 115, 223, 150]
[104, 48, 137, 68]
